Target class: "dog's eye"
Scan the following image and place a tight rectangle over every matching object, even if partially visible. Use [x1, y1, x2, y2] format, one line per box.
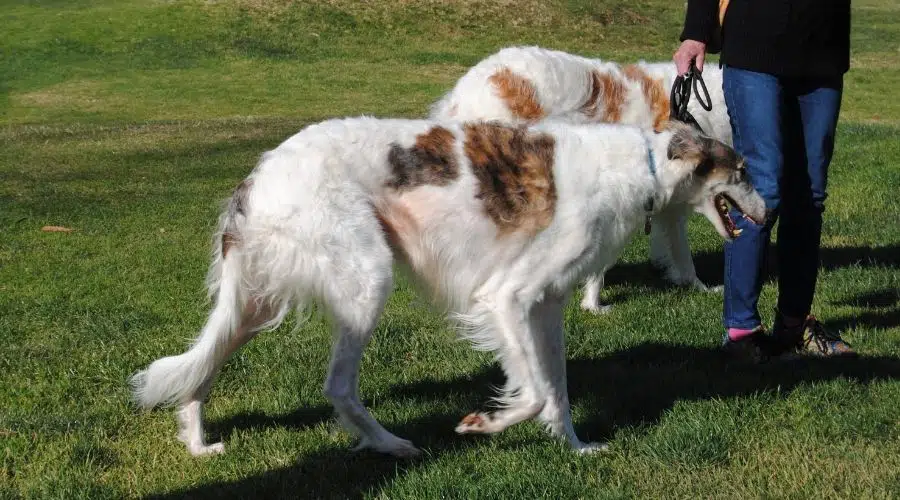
[694, 157, 715, 176]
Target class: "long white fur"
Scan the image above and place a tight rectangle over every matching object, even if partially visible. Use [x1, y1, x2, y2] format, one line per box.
[430, 45, 732, 313]
[130, 116, 751, 458]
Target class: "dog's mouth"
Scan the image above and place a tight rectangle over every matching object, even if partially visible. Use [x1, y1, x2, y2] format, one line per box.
[701, 192, 761, 240]
[696, 181, 766, 241]
[714, 193, 742, 238]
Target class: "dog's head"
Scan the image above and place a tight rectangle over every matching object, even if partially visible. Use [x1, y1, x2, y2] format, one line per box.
[665, 122, 766, 240]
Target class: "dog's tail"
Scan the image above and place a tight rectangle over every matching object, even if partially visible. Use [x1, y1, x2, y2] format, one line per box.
[130, 180, 252, 410]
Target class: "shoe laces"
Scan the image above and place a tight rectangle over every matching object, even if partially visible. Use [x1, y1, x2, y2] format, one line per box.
[801, 315, 842, 352]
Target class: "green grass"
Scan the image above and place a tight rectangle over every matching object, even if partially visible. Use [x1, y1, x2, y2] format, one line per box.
[2, 0, 899, 498]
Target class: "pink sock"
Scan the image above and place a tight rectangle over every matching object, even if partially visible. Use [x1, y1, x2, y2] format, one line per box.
[727, 327, 757, 341]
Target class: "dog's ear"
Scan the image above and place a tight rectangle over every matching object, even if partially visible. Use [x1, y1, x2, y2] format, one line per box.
[666, 122, 706, 163]
[667, 122, 745, 177]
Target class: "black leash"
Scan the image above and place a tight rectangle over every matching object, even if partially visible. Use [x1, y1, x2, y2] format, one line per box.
[670, 61, 713, 133]
[644, 62, 715, 236]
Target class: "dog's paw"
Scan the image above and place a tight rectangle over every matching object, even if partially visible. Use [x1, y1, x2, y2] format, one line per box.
[187, 442, 225, 457]
[574, 441, 609, 454]
[579, 299, 613, 315]
[455, 412, 499, 434]
[688, 279, 722, 293]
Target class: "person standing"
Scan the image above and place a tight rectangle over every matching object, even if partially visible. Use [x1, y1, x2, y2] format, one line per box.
[673, 0, 856, 359]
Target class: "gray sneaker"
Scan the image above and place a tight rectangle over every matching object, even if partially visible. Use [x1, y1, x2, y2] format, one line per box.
[774, 315, 857, 358]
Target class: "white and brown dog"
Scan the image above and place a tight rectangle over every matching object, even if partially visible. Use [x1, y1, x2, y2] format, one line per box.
[431, 45, 732, 313]
[131, 116, 763, 457]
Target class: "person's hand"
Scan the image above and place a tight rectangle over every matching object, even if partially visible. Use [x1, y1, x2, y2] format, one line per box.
[673, 40, 707, 75]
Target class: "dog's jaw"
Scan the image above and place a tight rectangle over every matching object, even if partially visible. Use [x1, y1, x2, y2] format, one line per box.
[696, 195, 735, 241]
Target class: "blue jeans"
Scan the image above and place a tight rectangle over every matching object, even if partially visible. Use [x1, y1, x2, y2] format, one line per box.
[721, 66, 843, 330]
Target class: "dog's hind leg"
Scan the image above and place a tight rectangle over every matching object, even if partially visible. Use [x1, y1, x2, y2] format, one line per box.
[531, 293, 608, 453]
[132, 243, 274, 456]
[455, 296, 546, 435]
[320, 241, 421, 458]
[579, 271, 613, 314]
[175, 300, 273, 456]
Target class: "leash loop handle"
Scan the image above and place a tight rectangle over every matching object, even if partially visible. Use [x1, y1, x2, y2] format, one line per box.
[692, 65, 712, 112]
[669, 60, 713, 132]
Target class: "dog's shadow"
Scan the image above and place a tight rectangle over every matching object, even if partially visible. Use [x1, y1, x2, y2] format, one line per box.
[148, 340, 900, 500]
[146, 245, 900, 499]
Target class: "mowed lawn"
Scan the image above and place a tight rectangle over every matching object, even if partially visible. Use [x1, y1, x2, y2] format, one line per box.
[2, 0, 899, 498]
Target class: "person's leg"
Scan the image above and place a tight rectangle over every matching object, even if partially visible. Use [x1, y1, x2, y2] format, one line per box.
[773, 75, 854, 356]
[776, 76, 842, 320]
[721, 66, 784, 342]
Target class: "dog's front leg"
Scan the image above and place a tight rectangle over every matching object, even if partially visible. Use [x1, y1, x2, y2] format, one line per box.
[651, 206, 717, 291]
[579, 271, 613, 314]
[455, 295, 546, 435]
[668, 208, 722, 292]
[532, 294, 608, 453]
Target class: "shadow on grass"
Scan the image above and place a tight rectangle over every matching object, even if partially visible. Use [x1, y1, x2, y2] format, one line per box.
[824, 287, 900, 330]
[826, 309, 900, 332]
[836, 287, 899, 309]
[148, 407, 491, 500]
[204, 406, 336, 445]
[138, 244, 898, 499]
[605, 243, 900, 294]
[146, 343, 900, 500]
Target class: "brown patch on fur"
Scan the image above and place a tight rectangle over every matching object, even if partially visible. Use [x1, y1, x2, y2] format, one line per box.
[703, 140, 745, 182]
[221, 232, 238, 258]
[623, 65, 671, 132]
[222, 179, 252, 258]
[580, 70, 604, 118]
[583, 70, 627, 122]
[489, 68, 546, 122]
[387, 126, 459, 190]
[463, 123, 557, 236]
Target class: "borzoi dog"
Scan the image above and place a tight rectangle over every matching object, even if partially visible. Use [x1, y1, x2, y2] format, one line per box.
[430, 45, 732, 313]
[131, 117, 763, 457]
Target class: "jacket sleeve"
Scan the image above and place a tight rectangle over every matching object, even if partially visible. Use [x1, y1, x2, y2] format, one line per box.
[680, 0, 719, 43]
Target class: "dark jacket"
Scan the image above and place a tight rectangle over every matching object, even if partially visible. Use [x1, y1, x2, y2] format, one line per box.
[680, 0, 851, 77]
